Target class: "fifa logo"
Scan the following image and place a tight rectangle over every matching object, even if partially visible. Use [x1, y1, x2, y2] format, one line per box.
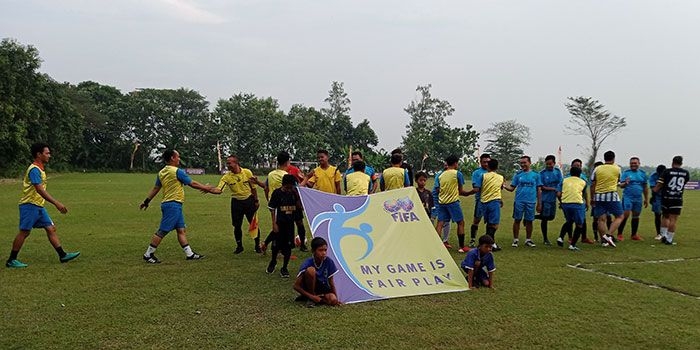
[383, 197, 420, 223]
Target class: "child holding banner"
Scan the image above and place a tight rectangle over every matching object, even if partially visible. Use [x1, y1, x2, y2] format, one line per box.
[461, 235, 496, 289]
[294, 237, 340, 307]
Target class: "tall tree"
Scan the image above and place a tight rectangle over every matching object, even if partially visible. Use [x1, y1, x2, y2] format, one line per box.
[287, 104, 331, 162]
[321, 81, 354, 163]
[483, 119, 531, 175]
[565, 96, 626, 172]
[402, 84, 479, 171]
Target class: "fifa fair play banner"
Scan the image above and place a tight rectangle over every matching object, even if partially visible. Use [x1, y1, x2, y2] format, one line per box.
[298, 187, 469, 304]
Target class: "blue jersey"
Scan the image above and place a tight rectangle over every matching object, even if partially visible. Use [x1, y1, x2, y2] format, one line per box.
[344, 165, 377, 191]
[298, 257, 339, 289]
[511, 170, 541, 203]
[461, 248, 496, 272]
[621, 169, 648, 200]
[540, 168, 563, 203]
[471, 167, 487, 201]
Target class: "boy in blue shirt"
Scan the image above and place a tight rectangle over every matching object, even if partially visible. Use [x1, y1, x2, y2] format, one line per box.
[461, 235, 496, 289]
[504, 156, 541, 248]
[294, 237, 340, 307]
[617, 157, 648, 241]
[649, 165, 666, 240]
[537, 155, 563, 245]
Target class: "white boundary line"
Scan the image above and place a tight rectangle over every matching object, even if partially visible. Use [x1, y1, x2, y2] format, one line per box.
[567, 260, 700, 300]
[577, 257, 700, 266]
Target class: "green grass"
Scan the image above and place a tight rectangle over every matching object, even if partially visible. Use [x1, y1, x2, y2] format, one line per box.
[1, 173, 699, 349]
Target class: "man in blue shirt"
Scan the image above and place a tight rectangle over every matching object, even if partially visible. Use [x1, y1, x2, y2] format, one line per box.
[617, 157, 648, 241]
[536, 155, 563, 245]
[504, 156, 541, 247]
[649, 164, 666, 240]
[344, 151, 379, 193]
[466, 153, 491, 247]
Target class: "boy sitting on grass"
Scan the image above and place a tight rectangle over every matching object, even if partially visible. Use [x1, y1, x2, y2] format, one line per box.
[461, 235, 496, 289]
[293, 237, 340, 307]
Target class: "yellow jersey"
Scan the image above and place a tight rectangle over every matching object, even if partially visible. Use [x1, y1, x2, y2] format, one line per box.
[591, 164, 621, 194]
[345, 171, 371, 196]
[266, 169, 287, 194]
[19, 164, 46, 207]
[310, 166, 341, 193]
[560, 176, 587, 204]
[436, 169, 465, 204]
[218, 168, 256, 200]
[480, 172, 504, 203]
[156, 165, 192, 203]
[381, 167, 408, 191]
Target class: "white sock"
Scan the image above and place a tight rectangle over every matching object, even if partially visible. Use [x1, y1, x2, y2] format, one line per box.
[182, 244, 193, 256]
[660, 227, 669, 238]
[513, 239, 519, 243]
[667, 232, 675, 242]
[145, 245, 156, 257]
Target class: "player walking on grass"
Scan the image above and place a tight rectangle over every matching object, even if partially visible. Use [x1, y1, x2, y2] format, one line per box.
[380, 153, 411, 191]
[478, 159, 505, 251]
[504, 156, 541, 248]
[590, 151, 624, 247]
[537, 155, 562, 245]
[467, 153, 490, 247]
[653, 156, 689, 245]
[302, 149, 341, 194]
[557, 167, 588, 251]
[617, 157, 649, 241]
[211, 155, 262, 254]
[266, 175, 303, 278]
[649, 165, 666, 240]
[140, 149, 217, 264]
[557, 159, 595, 245]
[6, 143, 80, 268]
[434, 155, 472, 253]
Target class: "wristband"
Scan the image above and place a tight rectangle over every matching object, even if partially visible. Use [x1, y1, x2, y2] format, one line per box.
[142, 198, 151, 206]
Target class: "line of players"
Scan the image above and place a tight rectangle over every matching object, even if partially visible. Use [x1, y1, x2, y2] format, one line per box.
[429, 151, 689, 253]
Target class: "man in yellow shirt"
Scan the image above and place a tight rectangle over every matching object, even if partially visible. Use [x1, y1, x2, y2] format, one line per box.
[302, 149, 341, 194]
[590, 150, 623, 247]
[478, 159, 505, 251]
[380, 154, 410, 191]
[212, 155, 261, 254]
[6, 143, 80, 268]
[557, 167, 588, 251]
[345, 161, 372, 196]
[434, 155, 472, 252]
[140, 149, 219, 264]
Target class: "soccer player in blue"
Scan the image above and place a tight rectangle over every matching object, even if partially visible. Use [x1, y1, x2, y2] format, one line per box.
[504, 156, 541, 248]
[467, 153, 491, 247]
[536, 155, 563, 245]
[649, 165, 666, 240]
[461, 235, 496, 289]
[140, 149, 219, 263]
[6, 143, 80, 268]
[294, 237, 340, 307]
[617, 157, 649, 241]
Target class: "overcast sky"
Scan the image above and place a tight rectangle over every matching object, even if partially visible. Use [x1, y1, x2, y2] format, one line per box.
[3, 0, 699, 166]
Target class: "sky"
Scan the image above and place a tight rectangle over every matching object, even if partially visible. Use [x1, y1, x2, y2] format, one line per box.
[2, 0, 699, 166]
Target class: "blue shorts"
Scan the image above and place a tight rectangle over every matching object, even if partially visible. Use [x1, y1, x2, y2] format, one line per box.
[513, 201, 535, 222]
[159, 201, 186, 232]
[651, 199, 662, 214]
[562, 203, 586, 225]
[622, 197, 643, 213]
[593, 201, 623, 218]
[483, 200, 501, 225]
[437, 201, 463, 223]
[473, 199, 484, 219]
[19, 204, 54, 231]
[540, 201, 556, 220]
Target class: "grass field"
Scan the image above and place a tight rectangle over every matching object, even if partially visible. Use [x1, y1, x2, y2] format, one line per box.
[1, 173, 699, 349]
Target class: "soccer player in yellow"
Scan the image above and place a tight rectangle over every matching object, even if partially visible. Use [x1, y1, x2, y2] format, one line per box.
[139, 149, 218, 264]
[477, 159, 505, 251]
[211, 155, 261, 254]
[434, 155, 472, 252]
[302, 149, 341, 194]
[380, 154, 410, 191]
[557, 166, 588, 251]
[345, 161, 372, 196]
[6, 143, 80, 268]
[590, 150, 623, 247]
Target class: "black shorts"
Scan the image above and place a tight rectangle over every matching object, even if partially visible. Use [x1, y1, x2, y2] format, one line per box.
[274, 222, 295, 250]
[662, 199, 683, 216]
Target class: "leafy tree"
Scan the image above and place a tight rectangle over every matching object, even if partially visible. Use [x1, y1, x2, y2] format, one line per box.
[565, 96, 626, 173]
[483, 119, 531, 175]
[321, 81, 354, 163]
[286, 104, 331, 162]
[402, 84, 479, 171]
